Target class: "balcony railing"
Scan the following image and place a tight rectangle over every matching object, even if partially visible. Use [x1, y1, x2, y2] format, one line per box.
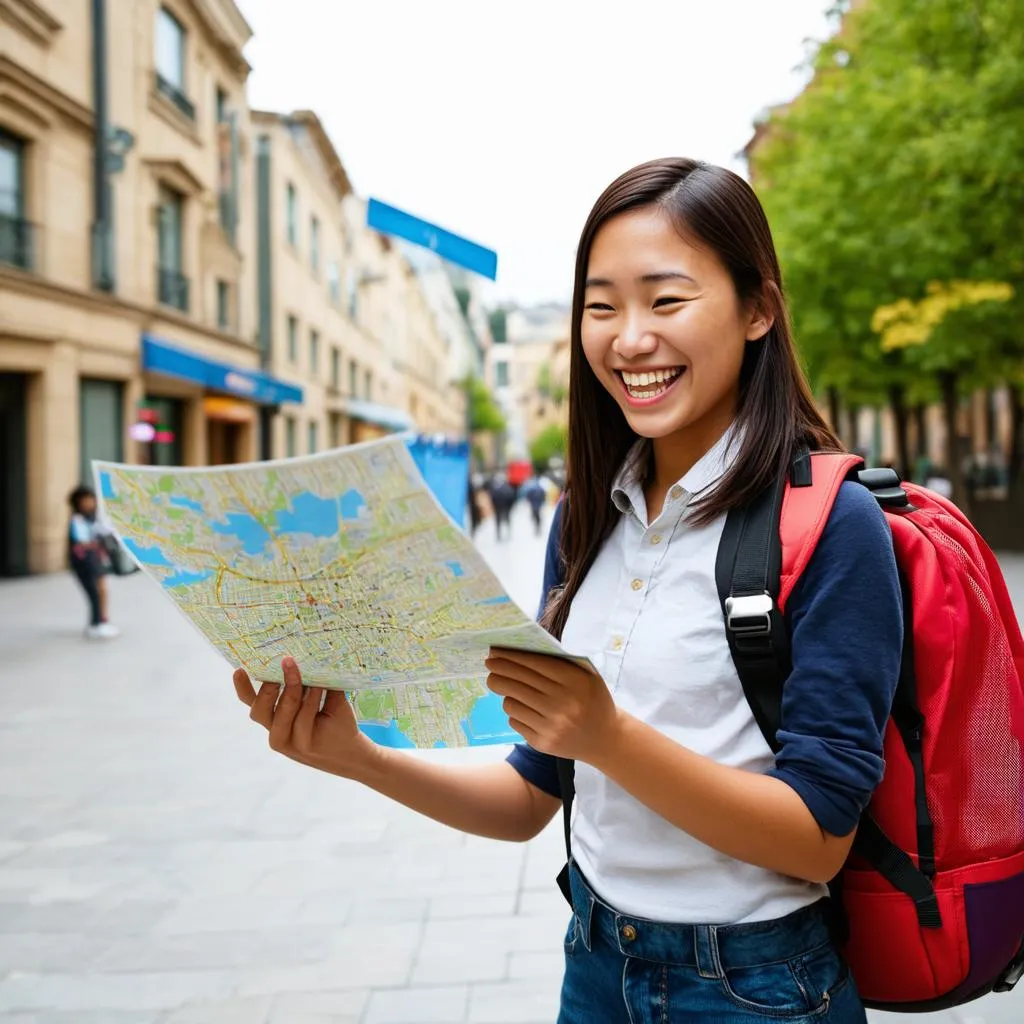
[157, 266, 190, 312]
[0, 214, 35, 271]
[155, 73, 196, 121]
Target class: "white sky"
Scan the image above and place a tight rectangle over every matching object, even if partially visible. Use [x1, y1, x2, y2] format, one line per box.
[238, 0, 837, 306]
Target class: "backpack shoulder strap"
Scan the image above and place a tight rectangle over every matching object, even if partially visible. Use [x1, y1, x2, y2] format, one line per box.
[778, 452, 864, 612]
[715, 451, 863, 751]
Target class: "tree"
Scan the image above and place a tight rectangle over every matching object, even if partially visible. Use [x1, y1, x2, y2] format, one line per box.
[529, 423, 567, 473]
[753, 0, 1024, 498]
[459, 374, 506, 433]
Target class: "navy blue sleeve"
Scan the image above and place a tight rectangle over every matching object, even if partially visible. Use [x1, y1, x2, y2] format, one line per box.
[505, 499, 564, 799]
[766, 481, 903, 836]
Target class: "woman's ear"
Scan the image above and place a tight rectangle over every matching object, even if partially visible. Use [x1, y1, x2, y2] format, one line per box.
[745, 289, 776, 342]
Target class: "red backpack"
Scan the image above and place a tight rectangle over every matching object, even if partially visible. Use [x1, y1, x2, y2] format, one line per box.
[554, 451, 1024, 1012]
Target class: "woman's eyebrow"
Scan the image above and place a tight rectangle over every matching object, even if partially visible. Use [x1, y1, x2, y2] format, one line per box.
[584, 271, 697, 288]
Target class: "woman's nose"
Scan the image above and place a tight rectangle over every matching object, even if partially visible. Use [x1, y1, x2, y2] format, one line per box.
[613, 312, 658, 358]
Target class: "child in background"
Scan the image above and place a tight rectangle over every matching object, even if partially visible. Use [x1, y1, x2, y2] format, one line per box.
[68, 485, 120, 640]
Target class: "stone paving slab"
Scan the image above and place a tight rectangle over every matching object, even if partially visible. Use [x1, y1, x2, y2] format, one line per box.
[0, 505, 1021, 1023]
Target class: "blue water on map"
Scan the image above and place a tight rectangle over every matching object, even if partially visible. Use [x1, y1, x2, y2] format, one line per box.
[461, 693, 520, 744]
[164, 568, 215, 588]
[99, 472, 115, 500]
[359, 720, 416, 748]
[446, 561, 464, 577]
[276, 492, 338, 537]
[121, 539, 172, 567]
[170, 496, 204, 512]
[212, 513, 271, 555]
[479, 595, 511, 605]
[340, 489, 366, 521]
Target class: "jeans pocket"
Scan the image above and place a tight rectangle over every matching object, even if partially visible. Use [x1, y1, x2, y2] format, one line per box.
[720, 941, 848, 1018]
[564, 914, 579, 957]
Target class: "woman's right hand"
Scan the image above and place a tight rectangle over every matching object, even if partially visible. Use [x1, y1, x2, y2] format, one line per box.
[233, 656, 382, 780]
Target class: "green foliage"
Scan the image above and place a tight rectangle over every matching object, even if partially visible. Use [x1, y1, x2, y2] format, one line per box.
[460, 374, 506, 433]
[529, 423, 567, 472]
[488, 308, 507, 343]
[754, 0, 1024, 400]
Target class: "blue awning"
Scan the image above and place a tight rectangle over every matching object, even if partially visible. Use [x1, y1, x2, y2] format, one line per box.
[344, 397, 414, 432]
[141, 335, 303, 406]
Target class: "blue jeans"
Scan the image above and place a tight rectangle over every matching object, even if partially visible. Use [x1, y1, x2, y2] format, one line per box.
[559, 864, 867, 1023]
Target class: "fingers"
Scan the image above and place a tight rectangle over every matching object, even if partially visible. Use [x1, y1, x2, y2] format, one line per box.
[484, 656, 558, 697]
[486, 672, 549, 709]
[268, 656, 304, 752]
[321, 688, 348, 718]
[501, 696, 543, 734]
[487, 647, 568, 686]
[234, 667, 257, 707]
[249, 680, 280, 730]
[293, 685, 325, 750]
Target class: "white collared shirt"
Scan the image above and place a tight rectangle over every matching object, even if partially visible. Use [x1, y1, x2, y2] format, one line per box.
[565, 426, 828, 923]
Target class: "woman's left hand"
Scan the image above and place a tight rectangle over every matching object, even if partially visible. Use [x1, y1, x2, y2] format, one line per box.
[485, 648, 621, 763]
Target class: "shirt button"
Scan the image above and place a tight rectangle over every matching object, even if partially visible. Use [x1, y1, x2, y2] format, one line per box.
[631, 578, 643, 591]
[650, 534, 662, 544]
[621, 924, 637, 943]
[670, 485, 684, 500]
[611, 636, 623, 651]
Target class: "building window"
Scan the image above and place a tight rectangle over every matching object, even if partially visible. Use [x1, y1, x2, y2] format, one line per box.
[348, 359, 357, 396]
[144, 396, 184, 467]
[309, 329, 319, 373]
[286, 182, 297, 246]
[329, 414, 342, 448]
[215, 86, 228, 124]
[364, 370, 372, 400]
[310, 216, 320, 274]
[308, 420, 319, 454]
[331, 347, 340, 389]
[495, 360, 509, 388]
[154, 8, 194, 120]
[285, 416, 296, 458]
[156, 185, 188, 311]
[327, 260, 340, 305]
[0, 130, 31, 271]
[216, 279, 230, 329]
[287, 315, 298, 362]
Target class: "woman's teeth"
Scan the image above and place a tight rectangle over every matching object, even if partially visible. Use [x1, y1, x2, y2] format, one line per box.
[620, 368, 683, 398]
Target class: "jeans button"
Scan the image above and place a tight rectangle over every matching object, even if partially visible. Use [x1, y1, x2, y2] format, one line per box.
[621, 924, 637, 943]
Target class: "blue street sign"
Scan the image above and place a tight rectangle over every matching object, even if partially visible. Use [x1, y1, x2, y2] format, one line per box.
[367, 198, 497, 280]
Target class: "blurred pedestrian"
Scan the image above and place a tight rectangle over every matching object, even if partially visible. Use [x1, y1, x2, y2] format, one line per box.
[490, 473, 516, 541]
[524, 477, 546, 535]
[67, 485, 120, 639]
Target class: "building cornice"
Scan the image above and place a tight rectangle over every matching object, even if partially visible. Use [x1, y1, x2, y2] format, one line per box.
[0, 268, 258, 356]
[0, 55, 93, 135]
[0, 0, 61, 47]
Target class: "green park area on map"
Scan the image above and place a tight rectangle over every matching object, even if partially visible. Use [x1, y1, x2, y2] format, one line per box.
[93, 437, 576, 749]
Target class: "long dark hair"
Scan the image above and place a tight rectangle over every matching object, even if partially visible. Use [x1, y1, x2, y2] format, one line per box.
[542, 157, 841, 639]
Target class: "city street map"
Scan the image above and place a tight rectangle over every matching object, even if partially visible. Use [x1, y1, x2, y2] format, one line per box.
[92, 437, 576, 749]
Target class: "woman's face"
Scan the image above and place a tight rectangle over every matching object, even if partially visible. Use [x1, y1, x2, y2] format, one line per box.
[581, 205, 770, 443]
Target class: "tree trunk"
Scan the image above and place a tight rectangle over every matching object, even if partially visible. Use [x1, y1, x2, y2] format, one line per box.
[1010, 383, 1024, 496]
[913, 403, 929, 460]
[938, 370, 969, 511]
[888, 384, 911, 479]
[827, 386, 841, 438]
[845, 403, 861, 453]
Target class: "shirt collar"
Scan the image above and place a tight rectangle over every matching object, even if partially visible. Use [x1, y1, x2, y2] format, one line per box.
[611, 422, 742, 519]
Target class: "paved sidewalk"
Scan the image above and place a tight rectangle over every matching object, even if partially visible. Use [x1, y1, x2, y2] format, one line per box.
[0, 505, 1021, 1023]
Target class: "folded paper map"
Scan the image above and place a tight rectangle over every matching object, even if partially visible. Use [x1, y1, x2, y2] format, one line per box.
[92, 437, 580, 749]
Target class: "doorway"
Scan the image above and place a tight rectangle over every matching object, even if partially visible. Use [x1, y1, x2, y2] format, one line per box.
[0, 373, 29, 576]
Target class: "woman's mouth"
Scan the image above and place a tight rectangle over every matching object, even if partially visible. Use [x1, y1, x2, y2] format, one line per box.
[616, 367, 686, 406]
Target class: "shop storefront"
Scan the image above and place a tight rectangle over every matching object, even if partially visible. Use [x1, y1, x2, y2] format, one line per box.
[140, 334, 302, 465]
[344, 397, 414, 445]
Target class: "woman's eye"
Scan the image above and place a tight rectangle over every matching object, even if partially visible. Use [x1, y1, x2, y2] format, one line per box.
[585, 302, 614, 312]
[653, 297, 685, 308]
